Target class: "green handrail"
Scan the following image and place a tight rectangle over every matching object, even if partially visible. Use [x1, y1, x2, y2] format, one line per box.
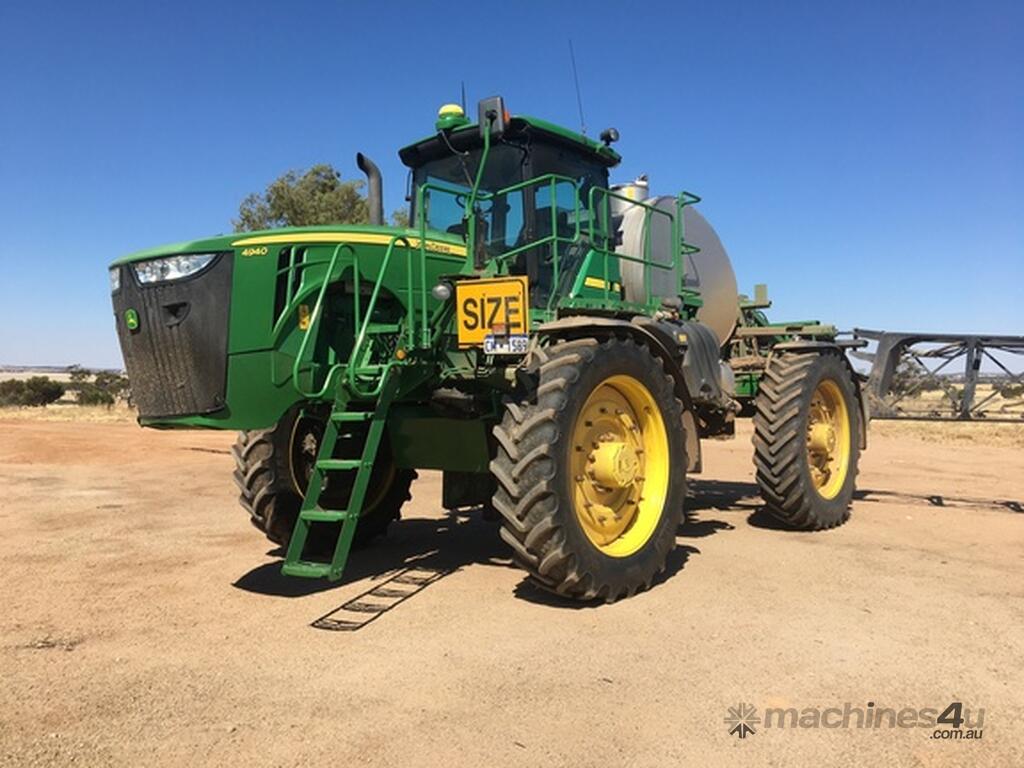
[414, 170, 702, 310]
[675, 191, 702, 296]
[291, 243, 354, 399]
[415, 173, 581, 288]
[585, 186, 677, 305]
[345, 235, 414, 399]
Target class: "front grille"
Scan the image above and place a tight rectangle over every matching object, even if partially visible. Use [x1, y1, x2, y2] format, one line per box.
[111, 253, 233, 419]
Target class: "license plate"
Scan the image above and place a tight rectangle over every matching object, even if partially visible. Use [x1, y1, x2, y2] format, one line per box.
[483, 334, 529, 356]
[455, 276, 529, 348]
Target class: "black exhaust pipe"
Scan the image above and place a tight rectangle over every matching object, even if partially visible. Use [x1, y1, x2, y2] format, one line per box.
[356, 152, 383, 226]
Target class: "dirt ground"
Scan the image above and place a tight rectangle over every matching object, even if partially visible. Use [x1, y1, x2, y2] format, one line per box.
[0, 416, 1021, 767]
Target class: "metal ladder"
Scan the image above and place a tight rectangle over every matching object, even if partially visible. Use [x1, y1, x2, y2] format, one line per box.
[283, 235, 416, 581]
[281, 371, 399, 581]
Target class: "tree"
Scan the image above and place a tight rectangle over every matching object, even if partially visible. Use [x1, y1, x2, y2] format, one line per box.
[93, 371, 130, 400]
[68, 365, 92, 385]
[391, 208, 410, 228]
[234, 164, 369, 232]
[889, 358, 927, 397]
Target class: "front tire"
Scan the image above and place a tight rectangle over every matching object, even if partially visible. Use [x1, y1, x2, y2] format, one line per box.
[232, 408, 415, 547]
[491, 337, 687, 602]
[753, 350, 859, 529]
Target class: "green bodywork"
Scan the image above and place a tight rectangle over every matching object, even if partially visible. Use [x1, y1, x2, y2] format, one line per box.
[115, 224, 469, 431]
[108, 106, 775, 580]
[412, 113, 623, 166]
[112, 114, 703, 439]
[727, 285, 839, 402]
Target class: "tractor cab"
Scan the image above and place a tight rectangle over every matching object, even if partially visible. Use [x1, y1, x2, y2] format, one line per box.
[399, 99, 621, 306]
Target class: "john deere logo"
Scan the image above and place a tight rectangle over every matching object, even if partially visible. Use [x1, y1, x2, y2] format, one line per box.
[725, 703, 760, 738]
[124, 308, 140, 331]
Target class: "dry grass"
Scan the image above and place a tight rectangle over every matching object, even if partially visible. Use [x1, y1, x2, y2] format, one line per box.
[0, 371, 75, 383]
[0, 403, 136, 423]
[870, 418, 1024, 448]
[882, 385, 1022, 418]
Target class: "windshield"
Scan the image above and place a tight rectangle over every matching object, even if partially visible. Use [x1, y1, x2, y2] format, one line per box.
[411, 144, 529, 250]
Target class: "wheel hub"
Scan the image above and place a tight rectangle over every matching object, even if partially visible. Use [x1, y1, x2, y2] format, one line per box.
[808, 422, 837, 455]
[589, 441, 640, 489]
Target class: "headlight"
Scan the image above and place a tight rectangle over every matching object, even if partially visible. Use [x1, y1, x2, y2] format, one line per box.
[134, 253, 216, 284]
[109, 267, 120, 293]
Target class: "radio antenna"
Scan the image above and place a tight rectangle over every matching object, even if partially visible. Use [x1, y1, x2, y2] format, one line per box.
[568, 39, 587, 136]
[460, 81, 467, 112]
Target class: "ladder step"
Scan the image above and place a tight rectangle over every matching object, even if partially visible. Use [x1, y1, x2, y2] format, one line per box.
[316, 458, 365, 471]
[300, 508, 355, 523]
[365, 323, 401, 333]
[281, 560, 335, 579]
[330, 411, 375, 422]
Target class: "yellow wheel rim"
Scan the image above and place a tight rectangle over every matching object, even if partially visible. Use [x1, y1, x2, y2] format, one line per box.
[806, 379, 851, 500]
[570, 374, 671, 557]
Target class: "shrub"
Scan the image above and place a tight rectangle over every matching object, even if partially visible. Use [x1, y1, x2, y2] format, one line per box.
[0, 377, 65, 406]
[93, 371, 130, 400]
[77, 385, 116, 406]
[64, 366, 131, 406]
[22, 377, 66, 406]
[0, 379, 26, 406]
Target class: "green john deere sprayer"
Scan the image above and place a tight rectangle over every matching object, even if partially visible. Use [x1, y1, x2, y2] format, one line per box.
[109, 97, 866, 602]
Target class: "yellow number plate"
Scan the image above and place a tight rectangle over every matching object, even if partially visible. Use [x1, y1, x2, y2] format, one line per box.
[455, 276, 530, 347]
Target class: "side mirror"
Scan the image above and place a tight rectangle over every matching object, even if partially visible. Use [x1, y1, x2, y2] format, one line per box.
[478, 95, 508, 139]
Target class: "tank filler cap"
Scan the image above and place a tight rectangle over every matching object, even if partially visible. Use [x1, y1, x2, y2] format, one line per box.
[436, 103, 470, 131]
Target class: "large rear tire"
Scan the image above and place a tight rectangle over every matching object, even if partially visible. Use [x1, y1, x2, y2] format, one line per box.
[753, 350, 859, 529]
[491, 337, 687, 602]
[232, 408, 415, 547]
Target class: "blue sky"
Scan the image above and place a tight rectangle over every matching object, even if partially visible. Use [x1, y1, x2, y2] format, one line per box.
[0, 0, 1021, 368]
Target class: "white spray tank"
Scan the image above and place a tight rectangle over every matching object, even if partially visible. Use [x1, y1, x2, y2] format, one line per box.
[610, 175, 739, 348]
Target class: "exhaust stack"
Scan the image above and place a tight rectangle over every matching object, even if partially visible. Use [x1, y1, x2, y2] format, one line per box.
[356, 152, 383, 226]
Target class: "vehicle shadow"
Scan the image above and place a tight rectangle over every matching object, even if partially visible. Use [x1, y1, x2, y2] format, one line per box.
[234, 487, 742, 606]
[511, 542, 702, 608]
[233, 509, 512, 598]
[695, 480, 1024, 530]
[687, 479, 761, 514]
[512, 485, 744, 609]
[854, 487, 1023, 514]
[686, 478, 792, 531]
[235, 478, 816, 605]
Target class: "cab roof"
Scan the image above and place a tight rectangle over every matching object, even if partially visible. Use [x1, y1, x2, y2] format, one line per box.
[398, 114, 621, 169]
